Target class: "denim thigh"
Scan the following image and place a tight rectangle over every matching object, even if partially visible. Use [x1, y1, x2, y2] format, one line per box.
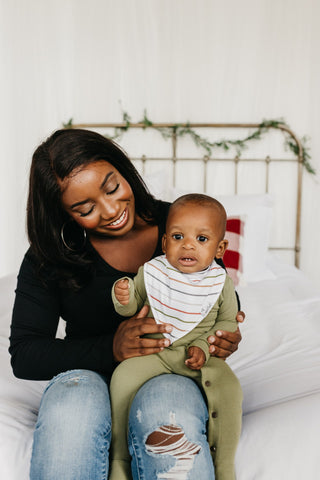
[30, 369, 111, 480]
[128, 374, 215, 480]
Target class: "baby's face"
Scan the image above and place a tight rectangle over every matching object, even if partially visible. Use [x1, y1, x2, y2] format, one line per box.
[162, 203, 227, 273]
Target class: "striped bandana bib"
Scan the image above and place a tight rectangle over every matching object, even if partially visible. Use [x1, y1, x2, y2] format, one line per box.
[144, 255, 226, 342]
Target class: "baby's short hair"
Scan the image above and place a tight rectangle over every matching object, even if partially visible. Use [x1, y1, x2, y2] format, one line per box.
[168, 193, 227, 237]
[171, 193, 222, 209]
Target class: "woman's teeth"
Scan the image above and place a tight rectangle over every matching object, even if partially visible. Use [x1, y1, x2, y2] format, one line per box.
[110, 210, 126, 226]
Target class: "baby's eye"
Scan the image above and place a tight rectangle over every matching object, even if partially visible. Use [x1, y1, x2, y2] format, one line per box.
[197, 235, 208, 242]
[172, 234, 183, 240]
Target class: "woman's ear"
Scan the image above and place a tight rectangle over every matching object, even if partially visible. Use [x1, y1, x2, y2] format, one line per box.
[162, 234, 167, 254]
[215, 239, 229, 259]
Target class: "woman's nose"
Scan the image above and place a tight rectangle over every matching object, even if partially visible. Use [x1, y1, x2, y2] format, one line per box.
[100, 198, 120, 221]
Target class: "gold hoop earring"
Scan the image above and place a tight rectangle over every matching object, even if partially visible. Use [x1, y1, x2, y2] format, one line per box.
[61, 221, 87, 252]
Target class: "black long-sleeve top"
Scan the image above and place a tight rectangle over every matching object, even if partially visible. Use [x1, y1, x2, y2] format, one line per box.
[9, 200, 238, 382]
[9, 202, 170, 381]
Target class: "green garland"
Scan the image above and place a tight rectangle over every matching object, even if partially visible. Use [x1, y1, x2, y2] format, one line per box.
[63, 111, 315, 174]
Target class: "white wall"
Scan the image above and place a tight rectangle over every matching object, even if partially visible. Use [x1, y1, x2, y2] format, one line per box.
[1, 0, 319, 289]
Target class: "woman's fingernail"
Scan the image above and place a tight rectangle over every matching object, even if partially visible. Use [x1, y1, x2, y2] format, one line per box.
[211, 346, 215, 353]
[164, 339, 170, 347]
[216, 331, 222, 336]
[165, 325, 173, 332]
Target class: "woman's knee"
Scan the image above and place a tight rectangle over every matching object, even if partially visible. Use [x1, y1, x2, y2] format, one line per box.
[129, 374, 208, 433]
[31, 370, 111, 479]
[35, 369, 111, 452]
[128, 375, 214, 480]
[41, 369, 110, 419]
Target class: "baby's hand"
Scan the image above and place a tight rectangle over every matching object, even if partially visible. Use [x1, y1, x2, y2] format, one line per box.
[114, 279, 130, 305]
[185, 346, 206, 370]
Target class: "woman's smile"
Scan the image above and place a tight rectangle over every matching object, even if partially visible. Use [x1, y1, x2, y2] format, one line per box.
[103, 208, 129, 230]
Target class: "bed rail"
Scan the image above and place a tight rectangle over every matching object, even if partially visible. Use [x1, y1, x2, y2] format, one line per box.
[68, 122, 303, 268]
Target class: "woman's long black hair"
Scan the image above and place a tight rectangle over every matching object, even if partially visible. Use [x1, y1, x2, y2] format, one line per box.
[27, 129, 161, 289]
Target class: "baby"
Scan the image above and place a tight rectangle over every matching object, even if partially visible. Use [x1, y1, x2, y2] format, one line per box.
[109, 193, 242, 480]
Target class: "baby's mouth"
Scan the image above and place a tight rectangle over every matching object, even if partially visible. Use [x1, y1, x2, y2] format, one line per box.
[178, 256, 197, 266]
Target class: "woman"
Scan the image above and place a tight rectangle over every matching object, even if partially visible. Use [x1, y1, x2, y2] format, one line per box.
[9, 129, 243, 480]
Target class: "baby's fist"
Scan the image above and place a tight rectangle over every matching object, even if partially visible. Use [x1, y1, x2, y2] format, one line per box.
[114, 279, 130, 305]
[185, 346, 206, 370]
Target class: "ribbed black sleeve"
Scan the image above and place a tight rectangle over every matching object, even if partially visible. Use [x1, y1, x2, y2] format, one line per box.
[9, 253, 118, 380]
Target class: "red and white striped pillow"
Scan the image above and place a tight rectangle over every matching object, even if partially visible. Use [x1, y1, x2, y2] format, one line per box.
[224, 216, 245, 286]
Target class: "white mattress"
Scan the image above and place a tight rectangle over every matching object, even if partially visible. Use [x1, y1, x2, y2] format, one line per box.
[228, 255, 320, 414]
[0, 256, 319, 479]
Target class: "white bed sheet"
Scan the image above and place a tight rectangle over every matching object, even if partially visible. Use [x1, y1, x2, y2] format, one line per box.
[0, 256, 319, 479]
[228, 254, 320, 414]
[235, 391, 320, 479]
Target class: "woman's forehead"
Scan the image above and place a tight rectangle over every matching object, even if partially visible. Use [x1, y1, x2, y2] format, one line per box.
[59, 160, 114, 186]
[59, 161, 117, 202]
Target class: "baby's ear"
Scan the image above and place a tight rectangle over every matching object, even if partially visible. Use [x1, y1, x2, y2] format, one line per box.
[215, 239, 229, 259]
[162, 234, 167, 254]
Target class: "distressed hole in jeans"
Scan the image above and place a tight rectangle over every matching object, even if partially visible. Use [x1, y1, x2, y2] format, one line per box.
[145, 413, 201, 479]
[61, 375, 87, 386]
[136, 409, 142, 423]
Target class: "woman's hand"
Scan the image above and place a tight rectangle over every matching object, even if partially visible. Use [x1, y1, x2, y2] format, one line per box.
[207, 311, 245, 360]
[113, 305, 173, 362]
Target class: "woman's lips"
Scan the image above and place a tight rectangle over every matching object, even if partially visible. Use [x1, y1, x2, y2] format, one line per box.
[103, 208, 128, 230]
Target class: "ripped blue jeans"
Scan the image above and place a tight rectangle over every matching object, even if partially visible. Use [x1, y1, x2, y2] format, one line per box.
[128, 375, 215, 480]
[30, 370, 214, 480]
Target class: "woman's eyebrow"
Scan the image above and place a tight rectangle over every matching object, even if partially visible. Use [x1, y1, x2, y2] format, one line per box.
[71, 198, 91, 209]
[100, 171, 114, 189]
[70, 172, 114, 209]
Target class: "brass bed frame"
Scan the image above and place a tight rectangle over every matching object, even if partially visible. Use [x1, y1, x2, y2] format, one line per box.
[68, 122, 304, 268]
